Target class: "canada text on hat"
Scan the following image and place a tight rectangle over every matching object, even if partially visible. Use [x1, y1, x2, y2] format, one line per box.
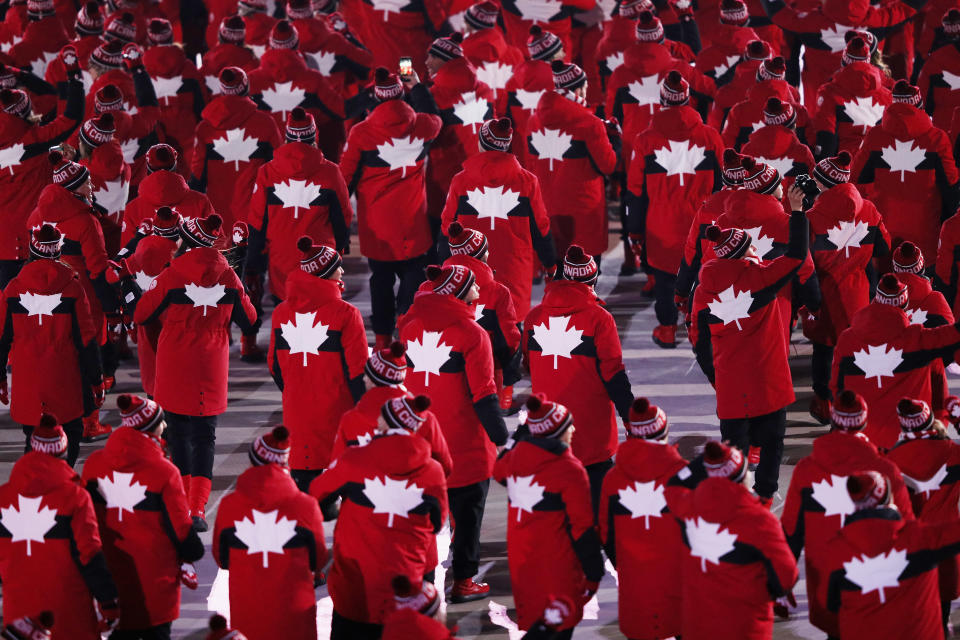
[447, 221, 488, 257]
[1, 610, 54, 640]
[892, 241, 924, 273]
[153, 206, 182, 238]
[365, 340, 407, 386]
[219, 15, 246, 44]
[740, 156, 781, 195]
[392, 575, 441, 617]
[218, 66, 249, 96]
[381, 395, 430, 432]
[719, 0, 748, 25]
[830, 389, 867, 432]
[762, 97, 796, 128]
[95, 83, 124, 113]
[812, 151, 851, 187]
[847, 471, 890, 511]
[286, 106, 317, 143]
[75, 1, 103, 36]
[527, 25, 562, 61]
[426, 264, 475, 299]
[298, 236, 342, 278]
[249, 425, 290, 466]
[49, 149, 90, 191]
[892, 80, 922, 107]
[30, 224, 61, 259]
[552, 59, 586, 91]
[180, 214, 223, 247]
[756, 56, 786, 81]
[90, 40, 125, 69]
[635, 10, 664, 43]
[79, 113, 116, 148]
[287, 0, 314, 20]
[660, 70, 689, 107]
[270, 19, 299, 49]
[1, 88, 31, 119]
[429, 32, 464, 61]
[117, 393, 165, 432]
[105, 12, 137, 43]
[465, 1, 499, 30]
[944, 8, 960, 36]
[627, 397, 668, 439]
[874, 273, 908, 308]
[30, 414, 67, 459]
[524, 393, 573, 438]
[721, 148, 746, 187]
[703, 441, 746, 482]
[0, 65, 15, 90]
[706, 224, 751, 259]
[619, 0, 654, 19]
[26, 0, 54, 18]
[897, 397, 934, 432]
[563, 244, 598, 284]
[478, 117, 513, 152]
[373, 67, 403, 102]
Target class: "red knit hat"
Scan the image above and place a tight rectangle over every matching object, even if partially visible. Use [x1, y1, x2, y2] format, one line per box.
[29, 223, 62, 260]
[105, 12, 137, 43]
[762, 97, 796, 128]
[285, 106, 316, 143]
[660, 70, 689, 106]
[719, 0, 748, 25]
[897, 397, 934, 432]
[813, 151, 851, 187]
[75, 1, 103, 36]
[147, 18, 174, 45]
[706, 224, 751, 259]
[146, 143, 178, 172]
[563, 244, 598, 284]
[721, 148, 746, 187]
[153, 206, 182, 239]
[892, 241, 924, 274]
[180, 214, 223, 248]
[744, 39, 772, 61]
[478, 117, 513, 152]
[527, 25, 562, 61]
[619, 0, 654, 19]
[238, 0, 267, 11]
[287, 0, 313, 19]
[31, 414, 67, 459]
[249, 425, 290, 466]
[218, 66, 249, 96]
[756, 56, 786, 81]
[447, 221, 488, 258]
[846, 28, 878, 54]
[429, 32, 464, 61]
[392, 575, 441, 617]
[365, 340, 407, 386]
[0, 65, 15, 89]
[232, 221, 248, 247]
[0, 88, 30, 119]
[465, 1, 499, 30]
[90, 40, 125, 69]
[315, 0, 337, 14]
[269, 19, 299, 49]
[830, 389, 868, 432]
[740, 156, 781, 195]
[847, 471, 890, 511]
[374, 67, 403, 101]
[841, 36, 870, 66]
[94, 84, 124, 113]
[874, 273, 908, 308]
[26, 0, 54, 19]
[552, 60, 586, 91]
[635, 10, 664, 43]
[703, 441, 747, 481]
[206, 614, 248, 640]
[892, 80, 922, 107]
[79, 113, 115, 148]
[117, 393, 165, 432]
[944, 8, 960, 36]
[218, 15, 246, 44]
[381, 395, 431, 432]
[1, 610, 54, 640]
[524, 393, 574, 439]
[627, 397, 668, 440]
[49, 149, 89, 191]
[426, 264, 476, 299]
[297, 235, 342, 277]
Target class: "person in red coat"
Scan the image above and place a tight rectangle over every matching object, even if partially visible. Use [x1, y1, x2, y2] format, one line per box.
[498, 0, 592, 56]
[780, 390, 914, 638]
[523, 246, 633, 511]
[72, 115, 129, 256]
[246, 108, 353, 301]
[342, 0, 445, 80]
[213, 426, 328, 640]
[340, 69, 442, 348]
[81, 394, 204, 638]
[741, 97, 816, 194]
[398, 263, 507, 602]
[461, 2, 525, 116]
[493, 394, 604, 637]
[598, 398, 686, 640]
[309, 412, 448, 638]
[720, 59, 807, 150]
[628, 70, 723, 349]
[7, 0, 67, 80]
[918, 9, 960, 131]
[504, 27, 559, 168]
[0, 225, 103, 466]
[198, 15, 259, 97]
[708, 39, 772, 131]
[695, 0, 759, 81]
[134, 214, 257, 530]
[0, 415, 120, 640]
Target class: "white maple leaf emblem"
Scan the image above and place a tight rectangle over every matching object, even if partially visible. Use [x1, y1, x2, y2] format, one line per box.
[213, 128, 259, 170]
[826, 219, 869, 258]
[605, 51, 625, 74]
[708, 285, 753, 329]
[618, 480, 667, 529]
[134, 270, 157, 291]
[356, 431, 374, 447]
[476, 61, 514, 91]
[853, 343, 904, 388]
[205, 75, 220, 94]
[362, 476, 424, 527]
[273, 179, 322, 218]
[755, 155, 794, 177]
[821, 24, 854, 53]
[260, 81, 306, 118]
[466, 185, 520, 230]
[307, 50, 337, 76]
[28, 50, 58, 77]
[0, 143, 25, 175]
[507, 474, 545, 522]
[280, 311, 330, 366]
[0, 495, 57, 556]
[153, 75, 183, 103]
[514, 88, 544, 111]
[19, 292, 61, 325]
[120, 137, 139, 163]
[370, 0, 408, 18]
[452, 93, 489, 134]
[712, 54, 742, 79]
[627, 75, 661, 113]
[811, 474, 855, 525]
[532, 315, 583, 369]
[881, 139, 926, 180]
[474, 303, 485, 322]
[514, 0, 560, 21]
[843, 548, 908, 603]
[93, 179, 129, 215]
[941, 70, 960, 90]
[97, 471, 147, 522]
[743, 226, 775, 260]
[406, 330, 452, 385]
[844, 96, 885, 130]
[653, 140, 706, 186]
[906, 307, 928, 326]
[902, 464, 948, 497]
[234, 509, 298, 568]
[376, 136, 425, 178]
[685, 516, 737, 572]
[184, 282, 226, 316]
[529, 128, 572, 171]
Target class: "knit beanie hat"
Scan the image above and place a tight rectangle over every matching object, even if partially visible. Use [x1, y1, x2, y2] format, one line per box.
[219, 15, 246, 44]
[30, 223, 62, 260]
[447, 221, 488, 258]
[619, 0, 654, 19]
[26, 0, 54, 19]
[146, 143, 178, 172]
[75, 1, 103, 36]
[31, 414, 67, 459]
[180, 214, 222, 248]
[744, 39, 772, 61]
[287, 0, 313, 19]
[635, 10, 664, 43]
[847, 471, 890, 511]
[812, 151, 851, 187]
[719, 0, 748, 25]
[892, 80, 922, 107]
[874, 273, 908, 308]
[153, 206, 181, 239]
[563, 244, 598, 285]
[238, 0, 267, 11]
[366, 341, 407, 386]
[703, 441, 747, 482]
[105, 12, 137, 43]
[898, 397, 934, 433]
[206, 615, 248, 640]
[524, 393, 574, 439]
[552, 59, 586, 91]
[426, 264, 475, 299]
[94, 84, 124, 113]
[117, 393, 165, 432]
[148, 17, 174, 45]
[297, 236, 342, 278]
[706, 224, 751, 259]
[374, 67, 403, 101]
[627, 397, 668, 440]
[314, 0, 337, 14]
[892, 241, 924, 274]
[944, 8, 960, 37]
[0, 65, 15, 90]
[830, 389, 868, 432]
[465, 1, 499, 30]
[285, 106, 316, 143]
[79, 113, 115, 148]
[1, 611, 54, 640]
[249, 425, 290, 466]
[0, 88, 30, 119]
[721, 148, 746, 187]
[49, 149, 89, 191]
[429, 32, 464, 61]
[527, 25, 562, 61]
[218, 66, 249, 96]
[478, 117, 513, 151]
[392, 575, 441, 617]
[270, 20, 299, 49]
[762, 97, 796, 128]
[846, 28, 878, 54]
[381, 395, 431, 432]
[90, 40, 125, 69]
[660, 70, 689, 106]
[841, 36, 870, 67]
[756, 56, 786, 81]
[740, 156, 781, 195]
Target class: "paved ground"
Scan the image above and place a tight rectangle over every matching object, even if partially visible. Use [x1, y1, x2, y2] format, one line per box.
[2, 235, 960, 639]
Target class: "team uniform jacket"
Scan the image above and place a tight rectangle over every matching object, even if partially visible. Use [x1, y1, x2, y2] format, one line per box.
[214, 463, 327, 640]
[134, 247, 257, 416]
[121, 168, 216, 246]
[812, 62, 893, 157]
[462, 27, 525, 117]
[290, 15, 373, 99]
[44, 34, 99, 115]
[900, 273, 954, 414]
[198, 42, 259, 97]
[708, 59, 765, 131]
[740, 123, 816, 195]
[934, 210, 960, 318]
[695, 22, 759, 81]
[504, 59, 553, 168]
[721, 80, 806, 150]
[499, 0, 593, 54]
[84, 140, 130, 254]
[344, 0, 444, 80]
[675, 189, 737, 300]
[8, 16, 67, 82]
[917, 40, 960, 130]
[142, 43, 207, 168]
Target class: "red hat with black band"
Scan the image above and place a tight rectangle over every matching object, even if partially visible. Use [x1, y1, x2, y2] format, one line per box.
[298, 236, 342, 278]
[524, 393, 574, 439]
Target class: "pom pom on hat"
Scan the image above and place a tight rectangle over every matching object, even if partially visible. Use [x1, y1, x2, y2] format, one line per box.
[874, 273, 908, 308]
[219, 14, 246, 44]
[465, 1, 499, 30]
[660, 70, 689, 107]
[897, 397, 934, 432]
[180, 214, 222, 248]
[117, 393, 165, 432]
[706, 225, 752, 259]
[524, 393, 574, 439]
[285, 106, 317, 143]
[270, 19, 299, 49]
[563, 244, 599, 284]
[841, 36, 870, 67]
[830, 389, 868, 432]
[813, 151, 851, 187]
[847, 471, 890, 511]
[365, 340, 408, 386]
[218, 66, 249, 96]
[527, 25, 562, 61]
[30, 413, 68, 459]
[447, 221, 488, 258]
[249, 425, 290, 467]
[75, 1, 103, 36]
[703, 441, 747, 482]
[381, 395, 432, 432]
[29, 223, 62, 260]
[892, 80, 923, 107]
[479, 117, 513, 152]
[892, 241, 924, 274]
[146, 143, 178, 172]
[374, 67, 403, 102]
[745, 39, 772, 61]
[427, 264, 476, 300]
[298, 235, 342, 278]
[757, 56, 786, 82]
[722, 148, 746, 187]
[635, 10, 664, 43]
[627, 397, 668, 440]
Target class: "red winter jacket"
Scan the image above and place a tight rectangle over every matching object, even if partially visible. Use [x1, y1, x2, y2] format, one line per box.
[398, 291, 501, 488]
[852, 103, 958, 260]
[900, 272, 954, 414]
[310, 434, 447, 624]
[493, 437, 603, 630]
[191, 94, 282, 231]
[695, 23, 759, 81]
[198, 42, 259, 96]
[123, 236, 176, 396]
[82, 427, 200, 629]
[527, 91, 617, 256]
[917, 41, 960, 131]
[345, 0, 444, 80]
[268, 271, 367, 470]
[44, 35, 99, 115]
[134, 248, 257, 416]
[504, 59, 553, 168]
[813, 62, 893, 157]
[8, 16, 67, 79]
[936, 210, 960, 317]
[523, 280, 631, 467]
[121, 169, 216, 245]
[499, 0, 593, 54]
[340, 99, 442, 262]
[0, 259, 98, 425]
[291, 15, 373, 98]
[780, 430, 914, 636]
[440, 150, 553, 319]
[675, 189, 736, 299]
[627, 105, 724, 274]
[463, 28, 526, 116]
[741, 123, 816, 192]
[142, 44, 206, 164]
[85, 142, 130, 254]
[721, 80, 805, 150]
[598, 439, 686, 640]
[0, 452, 116, 640]
[213, 463, 327, 640]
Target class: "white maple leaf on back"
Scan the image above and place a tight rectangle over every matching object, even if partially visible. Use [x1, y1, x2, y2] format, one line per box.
[514, 0, 560, 21]
[743, 226, 775, 261]
[205, 75, 220, 94]
[754, 155, 794, 177]
[260, 81, 306, 118]
[376, 136, 425, 178]
[0, 495, 57, 556]
[97, 471, 147, 522]
[134, 270, 157, 292]
[844, 548, 908, 603]
[406, 330, 453, 385]
[685, 516, 737, 572]
[532, 315, 583, 369]
[29, 50, 58, 77]
[280, 311, 330, 366]
[307, 50, 337, 76]
[712, 54, 742, 79]
[708, 286, 753, 329]
[605, 51, 625, 74]
[853, 343, 903, 388]
[120, 137, 139, 163]
[811, 474, 856, 525]
[184, 282, 226, 316]
[362, 476, 424, 527]
[466, 185, 521, 230]
[19, 292, 61, 325]
[250, 43, 267, 58]
[618, 480, 667, 529]
[452, 93, 489, 134]
[942, 70, 960, 91]
[826, 219, 869, 258]
[93, 179, 129, 216]
[530, 128, 572, 171]
[821, 24, 853, 52]
[234, 509, 298, 568]
[474, 303, 485, 322]
[273, 179, 322, 218]
[902, 464, 948, 497]
[844, 96, 885, 130]
[507, 474, 545, 522]
[0, 143, 25, 175]
[476, 61, 514, 91]
[370, 0, 408, 18]
[627, 75, 661, 113]
[213, 128, 259, 170]
[906, 307, 928, 326]
[881, 139, 926, 180]
[514, 88, 544, 111]
[153, 75, 183, 103]
[653, 140, 706, 186]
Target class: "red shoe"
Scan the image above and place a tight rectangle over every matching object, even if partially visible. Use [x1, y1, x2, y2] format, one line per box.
[81, 411, 113, 442]
[498, 385, 513, 412]
[641, 272, 656, 298]
[652, 324, 677, 349]
[450, 578, 490, 603]
[809, 396, 831, 425]
[748, 446, 761, 470]
[374, 334, 393, 351]
[240, 334, 266, 363]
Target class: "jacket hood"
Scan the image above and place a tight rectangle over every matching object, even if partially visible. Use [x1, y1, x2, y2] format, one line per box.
[514, 60, 554, 92]
[651, 105, 706, 139]
[746, 79, 794, 105]
[445, 253, 494, 285]
[615, 439, 686, 482]
[510, 437, 572, 475]
[831, 62, 886, 96]
[200, 94, 259, 129]
[849, 302, 910, 341]
[535, 90, 593, 127]
[272, 142, 326, 178]
[0, 112, 28, 146]
[811, 430, 881, 470]
[432, 57, 481, 95]
[14, 259, 76, 294]
[132, 236, 177, 276]
[406, 291, 473, 328]
[236, 463, 301, 508]
[170, 247, 230, 286]
[256, 48, 308, 80]
[899, 271, 933, 301]
[880, 102, 932, 139]
[284, 269, 343, 311]
[138, 170, 190, 204]
[461, 150, 523, 183]
[356, 386, 407, 419]
[368, 99, 419, 137]
[624, 41, 675, 69]
[810, 182, 863, 220]
[142, 44, 189, 75]
[690, 476, 758, 524]
[464, 27, 509, 61]
[837, 508, 906, 557]
[698, 257, 751, 296]
[366, 431, 434, 476]
[101, 426, 165, 471]
[603, 16, 636, 50]
[9, 451, 80, 496]
[889, 438, 955, 479]
[35, 184, 91, 222]
[540, 280, 597, 314]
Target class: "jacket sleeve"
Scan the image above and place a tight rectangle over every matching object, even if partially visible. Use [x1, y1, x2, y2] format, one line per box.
[339, 130, 362, 194]
[342, 305, 369, 381]
[585, 116, 617, 176]
[625, 136, 648, 235]
[779, 464, 806, 559]
[426, 415, 454, 477]
[36, 70, 84, 145]
[189, 123, 208, 191]
[527, 173, 556, 267]
[690, 288, 716, 384]
[467, 331, 508, 445]
[598, 469, 617, 565]
[936, 220, 959, 306]
[228, 269, 257, 332]
[330, 163, 354, 252]
[245, 169, 269, 276]
[595, 308, 632, 419]
[72, 490, 119, 604]
[268, 308, 283, 391]
[308, 454, 353, 503]
[300, 495, 329, 572]
[439, 175, 461, 232]
[132, 271, 167, 325]
[212, 498, 227, 569]
[162, 471, 204, 562]
[0, 293, 9, 371]
[564, 460, 605, 582]
[754, 510, 799, 598]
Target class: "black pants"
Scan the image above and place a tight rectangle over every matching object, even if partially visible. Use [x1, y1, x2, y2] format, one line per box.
[585, 458, 614, 520]
[719, 408, 786, 499]
[292, 468, 340, 519]
[165, 412, 217, 479]
[109, 623, 172, 640]
[812, 342, 833, 401]
[331, 609, 382, 640]
[23, 418, 82, 467]
[448, 478, 490, 580]
[0, 259, 23, 290]
[650, 267, 678, 327]
[368, 255, 429, 336]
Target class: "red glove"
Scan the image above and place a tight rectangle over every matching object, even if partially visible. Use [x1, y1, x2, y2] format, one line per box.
[104, 259, 131, 285]
[96, 599, 120, 632]
[232, 221, 248, 247]
[106, 313, 125, 344]
[59, 45, 79, 73]
[137, 217, 154, 237]
[121, 43, 143, 69]
[773, 591, 797, 619]
[670, 0, 695, 19]
[180, 563, 199, 590]
[542, 594, 575, 629]
[92, 382, 105, 408]
[0, 377, 8, 405]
